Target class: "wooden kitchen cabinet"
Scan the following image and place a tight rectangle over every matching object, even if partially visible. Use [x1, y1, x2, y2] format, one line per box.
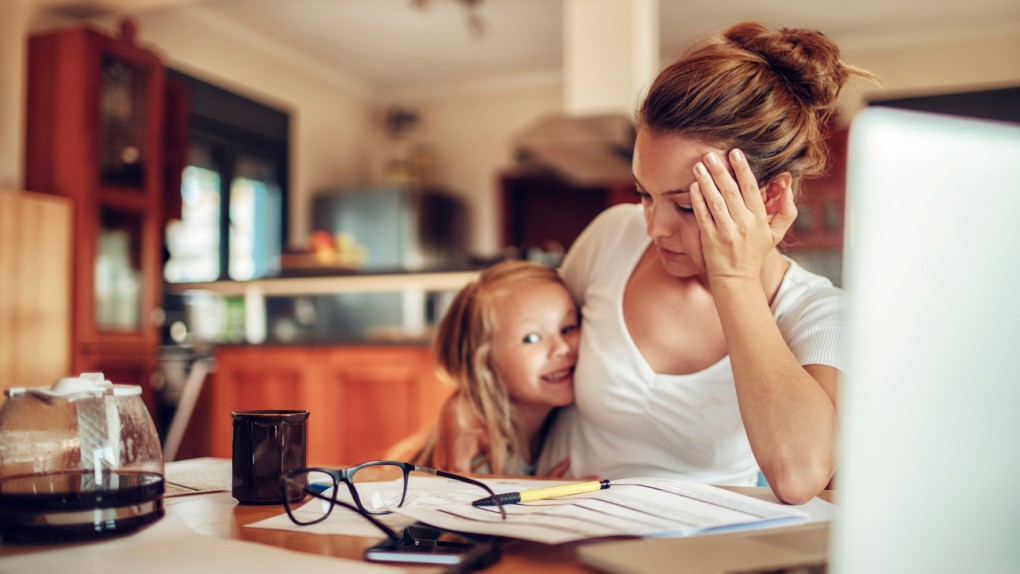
[501, 172, 634, 254]
[323, 347, 451, 464]
[24, 21, 166, 418]
[786, 126, 850, 251]
[202, 345, 452, 466]
[0, 190, 72, 393]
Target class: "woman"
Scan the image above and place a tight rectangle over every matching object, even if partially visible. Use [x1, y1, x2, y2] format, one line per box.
[437, 22, 873, 504]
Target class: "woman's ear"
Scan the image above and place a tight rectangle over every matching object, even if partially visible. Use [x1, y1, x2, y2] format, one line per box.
[762, 172, 793, 216]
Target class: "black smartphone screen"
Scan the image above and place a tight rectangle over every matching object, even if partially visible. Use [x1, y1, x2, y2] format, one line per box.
[364, 525, 501, 567]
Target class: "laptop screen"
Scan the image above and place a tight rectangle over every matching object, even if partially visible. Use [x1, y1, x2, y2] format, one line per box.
[834, 108, 1020, 572]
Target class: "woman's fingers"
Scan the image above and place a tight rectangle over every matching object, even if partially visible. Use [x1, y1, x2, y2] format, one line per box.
[693, 149, 779, 284]
[690, 181, 716, 232]
[692, 161, 730, 231]
[704, 152, 748, 219]
[696, 151, 764, 230]
[729, 149, 767, 217]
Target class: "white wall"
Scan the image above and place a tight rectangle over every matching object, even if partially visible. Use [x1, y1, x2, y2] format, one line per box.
[838, 27, 1020, 121]
[0, 0, 30, 190]
[0, 1, 27, 190]
[0, 0, 72, 190]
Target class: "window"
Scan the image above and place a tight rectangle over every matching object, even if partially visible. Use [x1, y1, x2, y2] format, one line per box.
[164, 153, 220, 282]
[229, 155, 282, 280]
[163, 70, 289, 283]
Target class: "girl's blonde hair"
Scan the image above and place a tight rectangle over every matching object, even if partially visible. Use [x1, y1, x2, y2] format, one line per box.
[414, 260, 571, 473]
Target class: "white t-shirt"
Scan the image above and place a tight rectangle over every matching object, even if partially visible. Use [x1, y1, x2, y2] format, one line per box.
[536, 203, 848, 485]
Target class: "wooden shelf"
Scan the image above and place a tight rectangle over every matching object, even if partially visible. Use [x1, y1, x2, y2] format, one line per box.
[168, 269, 479, 297]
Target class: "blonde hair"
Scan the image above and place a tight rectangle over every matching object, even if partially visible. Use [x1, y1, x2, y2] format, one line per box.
[639, 22, 877, 197]
[414, 260, 571, 473]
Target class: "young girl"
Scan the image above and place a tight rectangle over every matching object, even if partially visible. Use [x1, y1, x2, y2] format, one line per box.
[391, 260, 579, 475]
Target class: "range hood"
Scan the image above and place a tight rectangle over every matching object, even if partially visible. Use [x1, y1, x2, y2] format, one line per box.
[511, 112, 635, 187]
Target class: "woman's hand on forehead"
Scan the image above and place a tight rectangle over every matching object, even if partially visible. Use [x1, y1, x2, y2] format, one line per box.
[689, 149, 796, 283]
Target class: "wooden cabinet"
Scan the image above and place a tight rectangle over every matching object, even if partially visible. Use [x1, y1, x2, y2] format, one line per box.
[501, 172, 634, 253]
[779, 126, 849, 285]
[200, 346, 451, 466]
[786, 127, 850, 251]
[0, 190, 72, 393]
[24, 22, 166, 418]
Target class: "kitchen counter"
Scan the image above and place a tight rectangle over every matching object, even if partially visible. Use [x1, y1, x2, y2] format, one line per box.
[167, 268, 479, 297]
[175, 344, 451, 464]
[165, 268, 479, 348]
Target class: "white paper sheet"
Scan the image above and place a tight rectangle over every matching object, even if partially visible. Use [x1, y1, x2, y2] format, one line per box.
[247, 475, 573, 538]
[164, 456, 232, 497]
[248, 476, 832, 545]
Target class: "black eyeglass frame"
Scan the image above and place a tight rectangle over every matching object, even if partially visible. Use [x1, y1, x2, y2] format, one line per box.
[279, 460, 506, 528]
[279, 485, 502, 571]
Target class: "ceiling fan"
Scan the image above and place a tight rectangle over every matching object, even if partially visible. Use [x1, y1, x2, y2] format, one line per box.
[410, 0, 490, 38]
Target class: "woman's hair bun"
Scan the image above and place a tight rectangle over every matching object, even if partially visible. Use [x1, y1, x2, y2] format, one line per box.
[723, 21, 848, 111]
[640, 21, 877, 186]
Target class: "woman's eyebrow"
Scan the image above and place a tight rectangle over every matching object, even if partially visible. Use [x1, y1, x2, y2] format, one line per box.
[634, 177, 688, 196]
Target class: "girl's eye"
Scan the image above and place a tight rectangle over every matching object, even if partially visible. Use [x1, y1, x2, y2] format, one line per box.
[561, 324, 579, 335]
[522, 333, 541, 344]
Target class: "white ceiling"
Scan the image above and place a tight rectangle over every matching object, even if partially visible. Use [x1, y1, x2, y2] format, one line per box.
[35, 0, 1020, 93]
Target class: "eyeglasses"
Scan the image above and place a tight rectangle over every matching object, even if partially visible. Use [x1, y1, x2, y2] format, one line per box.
[279, 460, 506, 530]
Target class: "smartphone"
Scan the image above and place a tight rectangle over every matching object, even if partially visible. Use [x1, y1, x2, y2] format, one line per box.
[364, 524, 501, 568]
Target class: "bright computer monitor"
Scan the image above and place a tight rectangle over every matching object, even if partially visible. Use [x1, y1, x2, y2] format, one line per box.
[833, 107, 1020, 572]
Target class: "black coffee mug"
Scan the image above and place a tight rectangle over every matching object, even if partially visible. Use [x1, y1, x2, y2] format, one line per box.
[231, 409, 308, 504]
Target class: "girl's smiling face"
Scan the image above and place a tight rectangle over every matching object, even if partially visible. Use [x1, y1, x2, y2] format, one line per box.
[489, 280, 579, 410]
[633, 130, 727, 278]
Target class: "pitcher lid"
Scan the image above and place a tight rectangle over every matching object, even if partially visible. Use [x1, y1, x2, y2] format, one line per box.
[4, 372, 141, 399]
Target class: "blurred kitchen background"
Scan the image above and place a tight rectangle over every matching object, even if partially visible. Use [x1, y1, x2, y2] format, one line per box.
[2, 0, 1018, 464]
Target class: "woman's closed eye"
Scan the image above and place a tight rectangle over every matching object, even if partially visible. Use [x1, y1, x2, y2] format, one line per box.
[634, 185, 693, 215]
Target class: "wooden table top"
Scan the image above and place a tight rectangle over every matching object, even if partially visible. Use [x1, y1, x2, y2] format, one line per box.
[169, 485, 834, 573]
[0, 458, 834, 573]
[163, 490, 597, 573]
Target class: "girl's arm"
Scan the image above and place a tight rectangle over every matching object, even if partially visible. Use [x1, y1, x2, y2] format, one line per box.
[429, 392, 490, 473]
[691, 149, 837, 504]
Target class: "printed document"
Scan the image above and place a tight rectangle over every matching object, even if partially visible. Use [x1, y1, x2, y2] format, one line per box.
[249, 476, 822, 544]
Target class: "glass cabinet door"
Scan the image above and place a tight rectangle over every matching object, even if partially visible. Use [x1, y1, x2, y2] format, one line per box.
[100, 56, 149, 188]
[94, 207, 143, 331]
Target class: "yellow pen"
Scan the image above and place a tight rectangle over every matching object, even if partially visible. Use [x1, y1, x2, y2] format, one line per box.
[471, 480, 610, 507]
